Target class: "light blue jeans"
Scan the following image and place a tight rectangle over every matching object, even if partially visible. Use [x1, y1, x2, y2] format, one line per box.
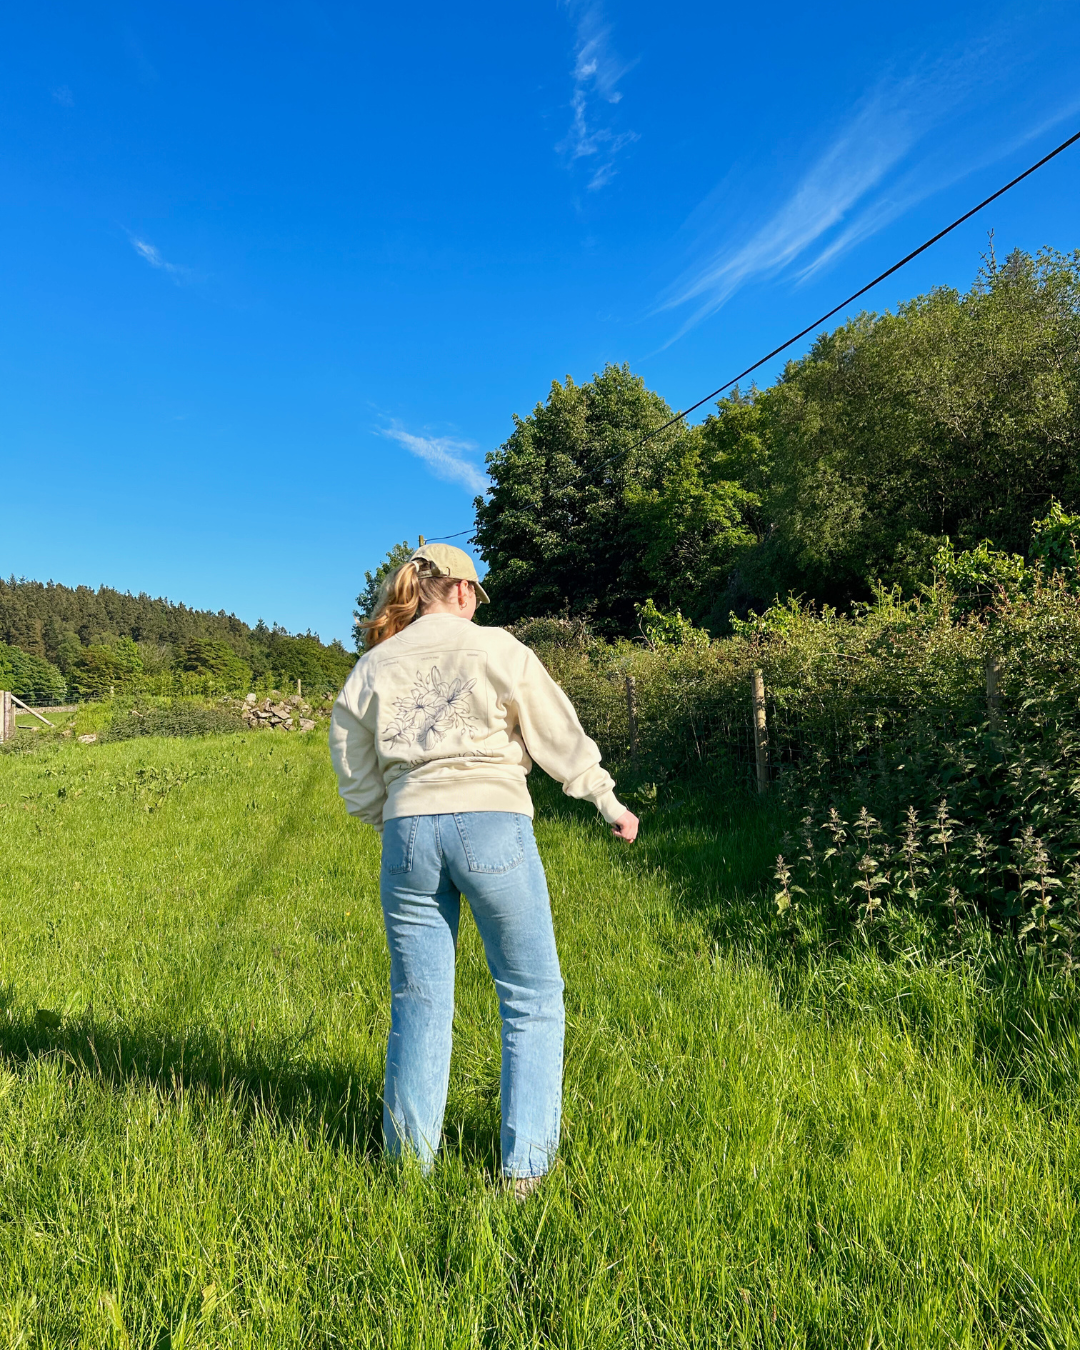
[379, 811, 564, 1178]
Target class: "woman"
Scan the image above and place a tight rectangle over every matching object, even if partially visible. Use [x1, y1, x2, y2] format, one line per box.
[329, 542, 638, 1196]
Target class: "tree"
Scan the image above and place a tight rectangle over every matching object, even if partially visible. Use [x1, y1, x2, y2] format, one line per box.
[70, 636, 144, 697]
[319, 639, 358, 688]
[474, 365, 690, 634]
[353, 539, 417, 646]
[0, 642, 66, 700]
[0, 576, 353, 683]
[264, 630, 350, 692]
[740, 248, 1080, 609]
[177, 638, 252, 689]
[627, 394, 762, 627]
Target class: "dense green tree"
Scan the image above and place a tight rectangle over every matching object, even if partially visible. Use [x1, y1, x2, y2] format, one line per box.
[473, 249, 1080, 630]
[178, 638, 253, 688]
[474, 365, 691, 634]
[738, 248, 1080, 608]
[70, 636, 144, 697]
[263, 630, 354, 692]
[313, 640, 357, 688]
[0, 642, 66, 700]
[627, 394, 762, 626]
[352, 539, 417, 646]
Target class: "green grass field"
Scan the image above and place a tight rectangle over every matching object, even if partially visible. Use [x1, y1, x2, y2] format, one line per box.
[1, 731, 1078, 1348]
[13, 711, 75, 735]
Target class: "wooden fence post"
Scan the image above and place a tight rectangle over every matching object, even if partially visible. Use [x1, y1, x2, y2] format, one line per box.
[297, 679, 302, 697]
[11, 695, 53, 728]
[625, 674, 640, 775]
[985, 654, 1002, 721]
[751, 669, 768, 794]
[0, 691, 13, 743]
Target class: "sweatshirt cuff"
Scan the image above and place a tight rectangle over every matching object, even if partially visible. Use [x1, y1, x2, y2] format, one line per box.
[594, 790, 627, 825]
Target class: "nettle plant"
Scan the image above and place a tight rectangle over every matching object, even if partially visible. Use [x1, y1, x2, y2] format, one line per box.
[766, 530, 1080, 970]
[775, 796, 1080, 970]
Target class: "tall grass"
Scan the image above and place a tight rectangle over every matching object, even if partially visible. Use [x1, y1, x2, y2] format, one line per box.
[1, 732, 1078, 1345]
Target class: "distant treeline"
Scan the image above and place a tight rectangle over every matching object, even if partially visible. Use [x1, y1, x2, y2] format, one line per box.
[0, 578, 356, 698]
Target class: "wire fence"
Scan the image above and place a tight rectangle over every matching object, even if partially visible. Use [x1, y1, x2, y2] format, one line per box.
[555, 646, 997, 797]
[11, 689, 83, 709]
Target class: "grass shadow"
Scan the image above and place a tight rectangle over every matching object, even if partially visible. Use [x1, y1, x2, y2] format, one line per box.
[0, 990, 506, 1172]
[531, 766, 785, 941]
[530, 770, 1080, 1105]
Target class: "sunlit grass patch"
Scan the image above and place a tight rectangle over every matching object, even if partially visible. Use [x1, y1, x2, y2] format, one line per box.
[0, 734, 1077, 1347]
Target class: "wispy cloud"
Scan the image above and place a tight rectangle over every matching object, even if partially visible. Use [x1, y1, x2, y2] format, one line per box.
[51, 85, 74, 107]
[129, 235, 192, 282]
[657, 31, 1077, 342]
[658, 71, 951, 337]
[378, 424, 488, 494]
[559, 2, 638, 191]
[796, 97, 1080, 285]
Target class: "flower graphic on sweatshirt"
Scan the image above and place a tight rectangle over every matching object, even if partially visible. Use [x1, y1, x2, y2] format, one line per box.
[383, 665, 479, 751]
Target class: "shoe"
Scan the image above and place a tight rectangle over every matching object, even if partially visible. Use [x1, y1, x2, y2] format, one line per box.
[506, 1173, 545, 1202]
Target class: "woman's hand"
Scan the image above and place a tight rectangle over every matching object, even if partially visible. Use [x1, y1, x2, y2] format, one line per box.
[611, 810, 639, 842]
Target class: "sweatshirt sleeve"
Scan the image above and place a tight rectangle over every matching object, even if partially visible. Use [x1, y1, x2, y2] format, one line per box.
[508, 648, 627, 824]
[328, 674, 386, 830]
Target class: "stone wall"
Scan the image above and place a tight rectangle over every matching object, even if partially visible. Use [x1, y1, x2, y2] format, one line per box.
[241, 693, 317, 733]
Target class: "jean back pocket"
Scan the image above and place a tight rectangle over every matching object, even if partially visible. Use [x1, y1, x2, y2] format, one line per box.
[382, 815, 420, 874]
[454, 812, 525, 874]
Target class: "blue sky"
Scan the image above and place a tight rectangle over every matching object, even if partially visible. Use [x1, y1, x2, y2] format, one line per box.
[3, 1, 1079, 644]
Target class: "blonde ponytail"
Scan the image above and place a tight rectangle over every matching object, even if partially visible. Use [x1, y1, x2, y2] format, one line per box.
[360, 561, 465, 649]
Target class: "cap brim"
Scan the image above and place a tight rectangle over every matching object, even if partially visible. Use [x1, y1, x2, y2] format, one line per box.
[474, 582, 491, 604]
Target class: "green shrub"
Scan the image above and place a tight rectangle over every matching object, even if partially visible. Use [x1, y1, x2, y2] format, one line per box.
[105, 705, 244, 741]
[1029, 498, 1080, 585]
[509, 616, 597, 652]
[516, 543, 1080, 961]
[637, 598, 711, 650]
[520, 623, 759, 782]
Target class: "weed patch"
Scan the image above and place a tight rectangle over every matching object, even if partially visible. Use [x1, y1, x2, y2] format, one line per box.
[104, 703, 245, 741]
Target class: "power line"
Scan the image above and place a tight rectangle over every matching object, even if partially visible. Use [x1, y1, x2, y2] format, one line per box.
[410, 124, 1080, 543]
[641, 125, 1080, 445]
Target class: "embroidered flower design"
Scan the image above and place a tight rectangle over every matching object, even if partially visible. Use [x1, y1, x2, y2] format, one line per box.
[383, 665, 478, 750]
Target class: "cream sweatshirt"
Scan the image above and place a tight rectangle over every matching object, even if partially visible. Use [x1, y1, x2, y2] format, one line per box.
[328, 614, 626, 829]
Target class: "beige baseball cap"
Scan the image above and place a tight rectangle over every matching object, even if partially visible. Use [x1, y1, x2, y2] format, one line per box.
[410, 542, 490, 603]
